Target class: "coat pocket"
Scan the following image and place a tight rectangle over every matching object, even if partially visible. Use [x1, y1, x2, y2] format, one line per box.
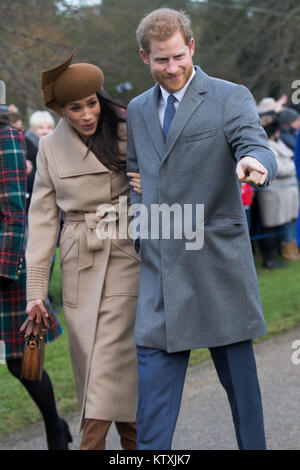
[104, 238, 141, 297]
[203, 216, 248, 262]
[112, 238, 141, 262]
[204, 215, 245, 229]
[60, 237, 79, 308]
[184, 128, 217, 143]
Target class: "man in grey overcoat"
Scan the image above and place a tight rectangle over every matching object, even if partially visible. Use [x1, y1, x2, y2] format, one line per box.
[126, 8, 277, 450]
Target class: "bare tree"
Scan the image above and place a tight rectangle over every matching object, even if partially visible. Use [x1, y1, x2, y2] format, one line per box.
[1, 0, 299, 118]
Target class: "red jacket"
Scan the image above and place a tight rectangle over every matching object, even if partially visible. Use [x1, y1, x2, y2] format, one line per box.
[241, 183, 254, 207]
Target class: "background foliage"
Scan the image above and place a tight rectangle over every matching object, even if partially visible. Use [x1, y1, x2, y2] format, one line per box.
[1, 0, 300, 118]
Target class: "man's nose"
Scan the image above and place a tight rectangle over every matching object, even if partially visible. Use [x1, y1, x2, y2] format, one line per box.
[166, 59, 179, 74]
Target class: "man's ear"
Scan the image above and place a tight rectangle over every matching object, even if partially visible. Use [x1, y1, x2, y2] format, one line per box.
[140, 49, 150, 65]
[189, 38, 195, 57]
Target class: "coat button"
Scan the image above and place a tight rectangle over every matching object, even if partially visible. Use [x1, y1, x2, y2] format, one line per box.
[17, 270, 21, 275]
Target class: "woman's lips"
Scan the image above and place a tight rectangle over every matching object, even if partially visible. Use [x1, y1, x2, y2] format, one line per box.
[82, 122, 95, 130]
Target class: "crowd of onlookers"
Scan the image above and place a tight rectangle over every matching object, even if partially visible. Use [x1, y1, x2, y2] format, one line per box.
[241, 95, 300, 268]
[2, 95, 300, 271]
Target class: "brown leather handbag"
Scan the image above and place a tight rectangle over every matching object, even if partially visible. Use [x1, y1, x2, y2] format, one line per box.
[21, 328, 45, 381]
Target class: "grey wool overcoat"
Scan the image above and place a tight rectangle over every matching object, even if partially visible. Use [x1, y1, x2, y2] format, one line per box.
[126, 66, 278, 353]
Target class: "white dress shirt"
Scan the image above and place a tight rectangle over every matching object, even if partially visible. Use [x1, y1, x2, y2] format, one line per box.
[158, 67, 196, 128]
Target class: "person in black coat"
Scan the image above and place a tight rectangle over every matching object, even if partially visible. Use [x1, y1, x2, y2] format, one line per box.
[279, 107, 300, 151]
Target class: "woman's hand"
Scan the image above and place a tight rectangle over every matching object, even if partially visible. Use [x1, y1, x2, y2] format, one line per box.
[25, 159, 33, 175]
[20, 299, 51, 336]
[127, 172, 142, 194]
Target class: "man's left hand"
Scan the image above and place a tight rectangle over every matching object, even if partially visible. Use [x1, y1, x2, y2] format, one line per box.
[236, 156, 268, 186]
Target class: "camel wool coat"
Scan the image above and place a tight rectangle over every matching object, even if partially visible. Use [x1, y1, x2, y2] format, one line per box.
[26, 118, 140, 430]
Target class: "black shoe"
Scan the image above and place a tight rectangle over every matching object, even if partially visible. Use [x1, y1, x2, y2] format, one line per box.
[48, 417, 73, 450]
[262, 258, 287, 269]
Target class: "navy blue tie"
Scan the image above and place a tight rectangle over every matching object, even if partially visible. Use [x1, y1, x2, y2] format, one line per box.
[163, 94, 177, 141]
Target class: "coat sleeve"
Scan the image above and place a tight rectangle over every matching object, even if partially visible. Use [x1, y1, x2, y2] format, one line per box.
[126, 104, 142, 206]
[222, 84, 278, 186]
[126, 104, 142, 253]
[0, 128, 26, 280]
[26, 137, 60, 301]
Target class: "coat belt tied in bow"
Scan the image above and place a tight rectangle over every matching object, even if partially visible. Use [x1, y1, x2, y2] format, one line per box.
[64, 206, 120, 271]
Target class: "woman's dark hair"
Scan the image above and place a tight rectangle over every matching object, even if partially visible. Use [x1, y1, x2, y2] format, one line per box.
[260, 111, 280, 138]
[86, 89, 127, 171]
[0, 112, 9, 126]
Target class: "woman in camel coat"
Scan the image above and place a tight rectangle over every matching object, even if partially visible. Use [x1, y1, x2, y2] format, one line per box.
[22, 51, 141, 450]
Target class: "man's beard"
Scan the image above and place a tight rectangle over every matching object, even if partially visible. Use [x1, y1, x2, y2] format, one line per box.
[152, 65, 193, 93]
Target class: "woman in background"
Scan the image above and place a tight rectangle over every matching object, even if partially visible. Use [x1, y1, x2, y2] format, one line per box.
[257, 112, 300, 267]
[25, 110, 55, 212]
[0, 80, 70, 450]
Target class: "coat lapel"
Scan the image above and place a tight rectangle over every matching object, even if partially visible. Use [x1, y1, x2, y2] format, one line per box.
[52, 118, 110, 178]
[142, 83, 165, 159]
[161, 66, 208, 166]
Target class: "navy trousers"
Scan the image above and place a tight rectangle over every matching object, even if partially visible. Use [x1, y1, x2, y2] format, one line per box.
[136, 340, 266, 450]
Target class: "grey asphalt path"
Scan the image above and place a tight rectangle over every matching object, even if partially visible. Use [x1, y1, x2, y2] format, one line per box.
[1, 326, 300, 450]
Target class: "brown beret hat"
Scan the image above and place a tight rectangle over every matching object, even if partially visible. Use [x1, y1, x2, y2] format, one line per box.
[41, 50, 104, 116]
